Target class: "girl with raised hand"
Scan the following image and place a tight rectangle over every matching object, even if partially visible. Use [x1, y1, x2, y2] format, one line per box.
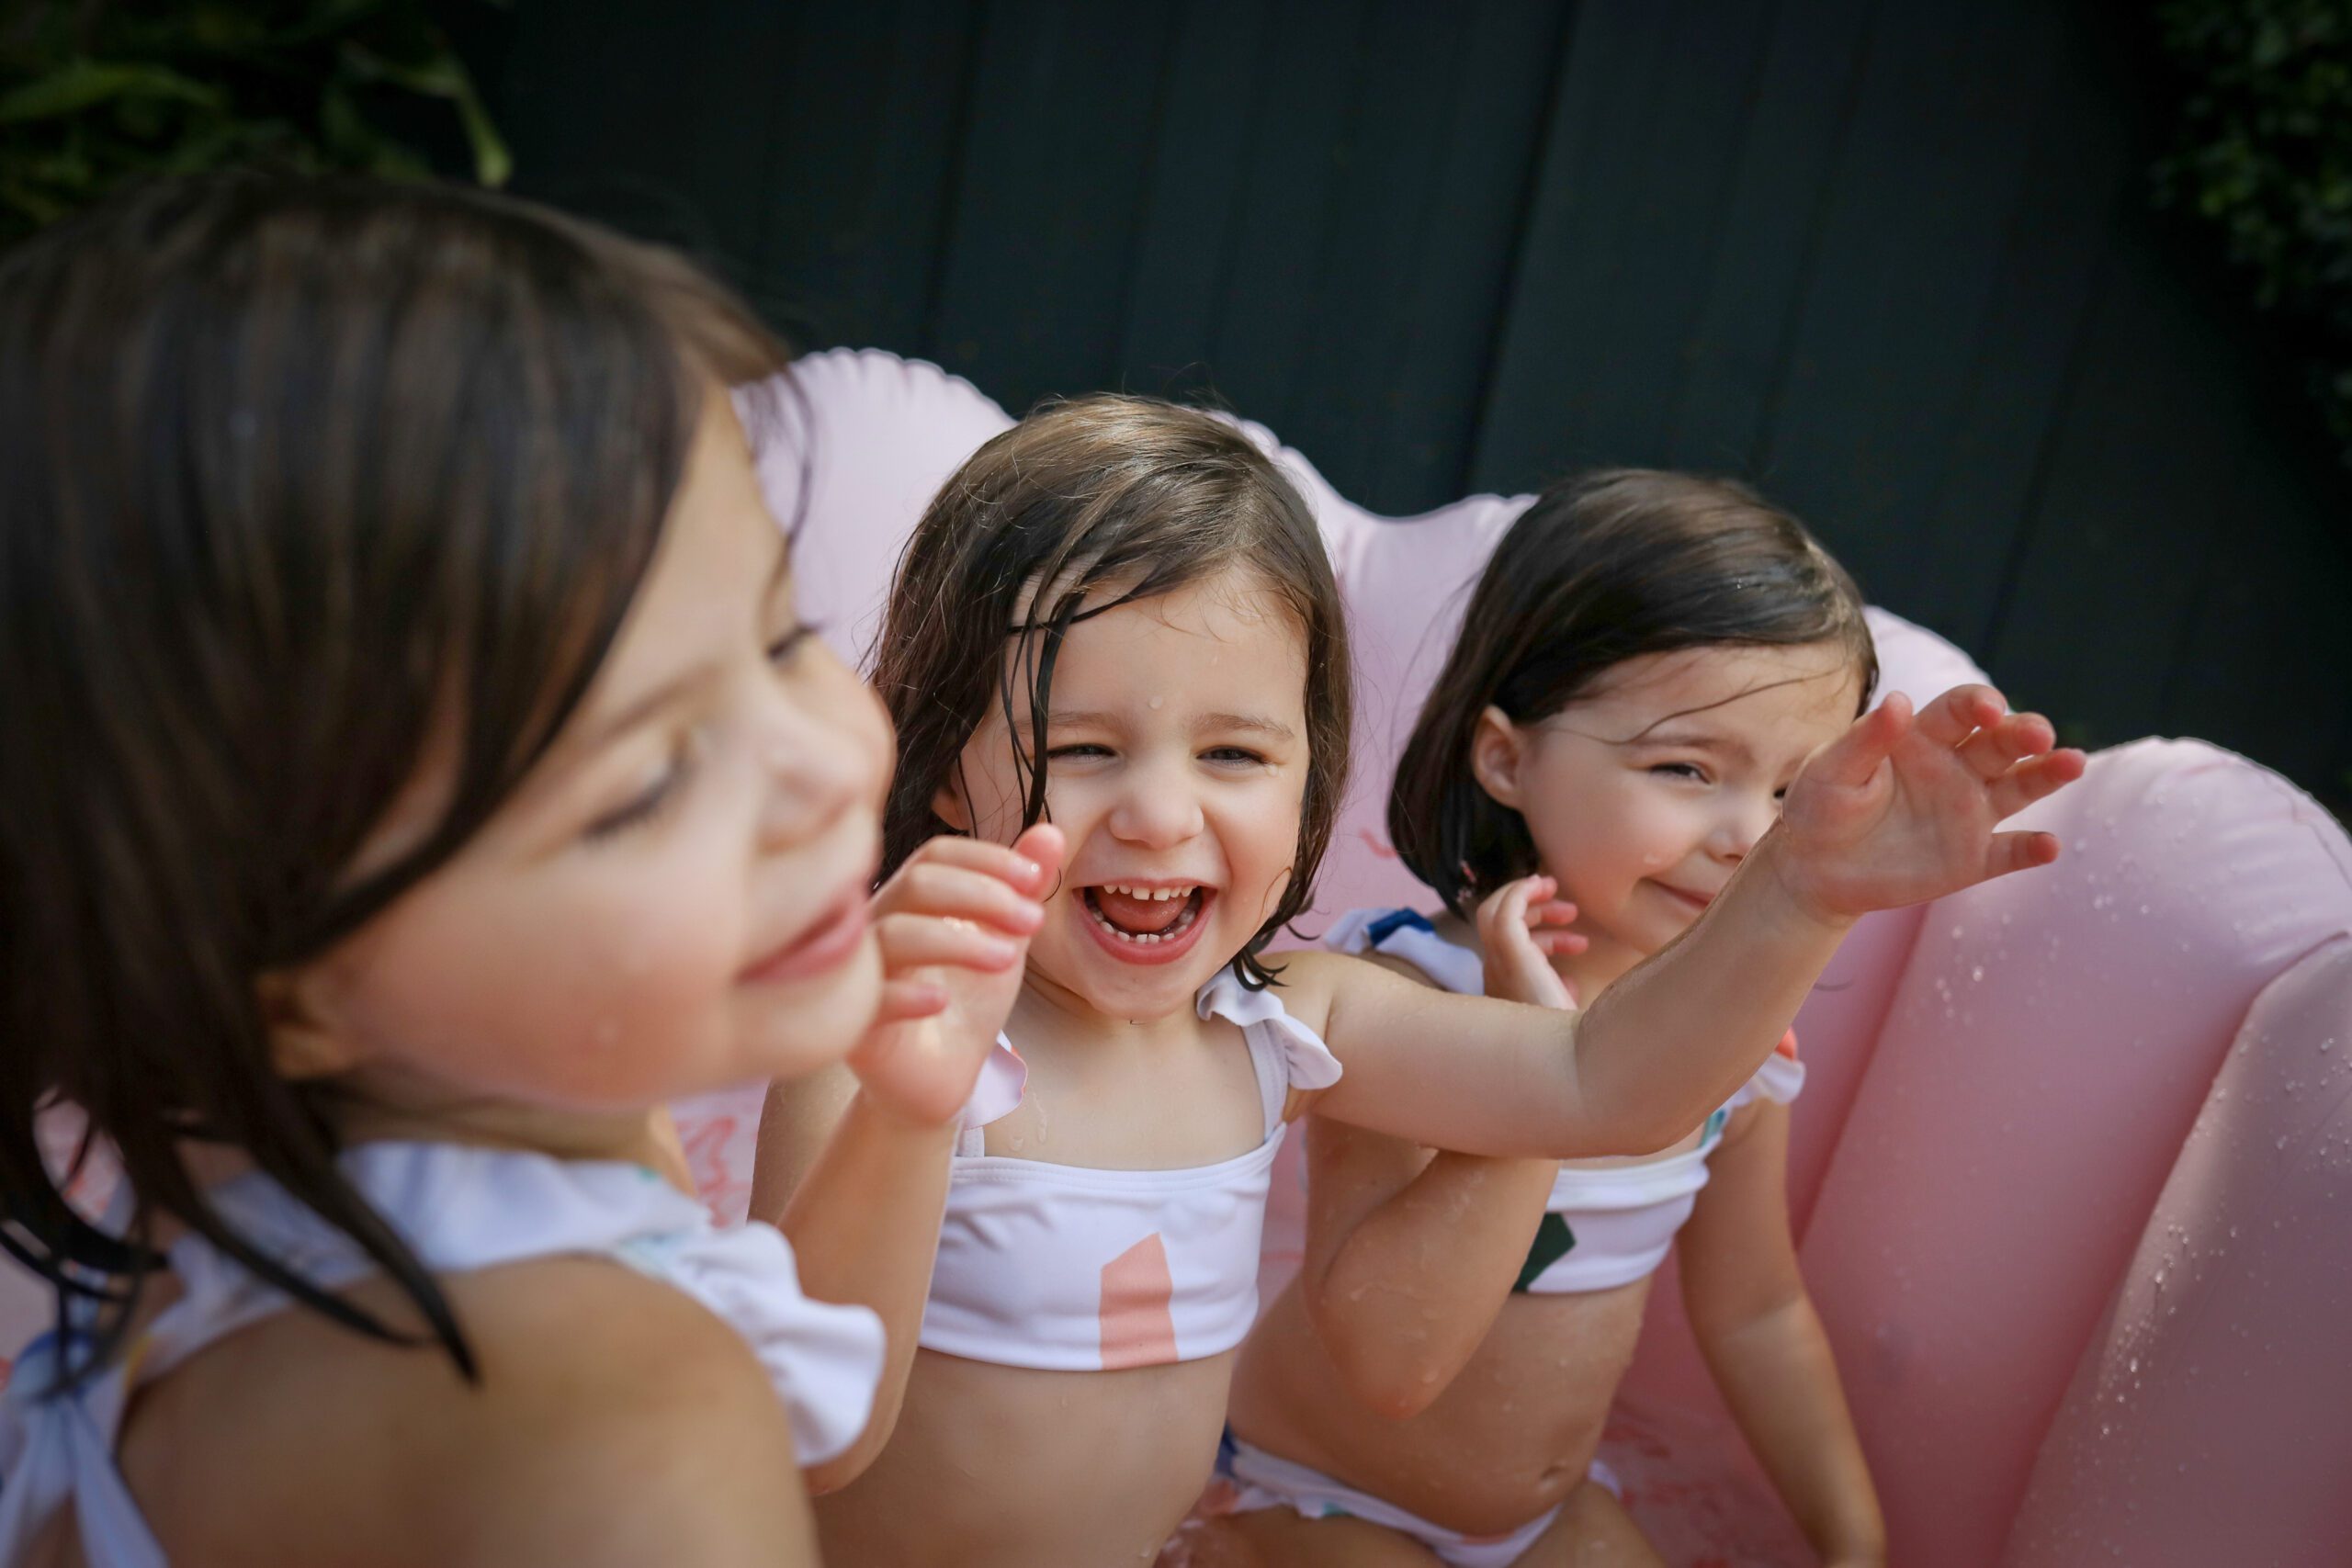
[1216, 471, 1910, 1567]
[0, 175, 1048, 1568]
[758, 400, 2080, 1567]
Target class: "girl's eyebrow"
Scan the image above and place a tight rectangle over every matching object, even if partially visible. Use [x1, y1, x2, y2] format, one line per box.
[1197, 712, 1296, 742]
[1044, 707, 1297, 743]
[1626, 724, 1753, 766]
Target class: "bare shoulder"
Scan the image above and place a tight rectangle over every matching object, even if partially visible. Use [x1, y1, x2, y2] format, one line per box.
[1275, 945, 1452, 1030]
[436, 1258, 815, 1562]
[123, 1257, 814, 1568]
[1267, 947, 1374, 1029]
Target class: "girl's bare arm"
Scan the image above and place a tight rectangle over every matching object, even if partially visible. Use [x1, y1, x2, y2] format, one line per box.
[1678, 1103, 1884, 1565]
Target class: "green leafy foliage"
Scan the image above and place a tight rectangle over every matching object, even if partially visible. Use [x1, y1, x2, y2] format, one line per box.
[0, 1, 508, 247]
[2154, 0, 2352, 461]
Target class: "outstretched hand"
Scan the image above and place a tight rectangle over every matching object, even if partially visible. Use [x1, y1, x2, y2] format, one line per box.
[1474, 874, 1585, 1010]
[1771, 683, 2085, 923]
[845, 823, 1064, 1128]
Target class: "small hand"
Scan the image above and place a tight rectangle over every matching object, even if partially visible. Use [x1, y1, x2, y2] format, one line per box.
[1474, 874, 1585, 1010]
[845, 823, 1064, 1128]
[1773, 683, 2085, 923]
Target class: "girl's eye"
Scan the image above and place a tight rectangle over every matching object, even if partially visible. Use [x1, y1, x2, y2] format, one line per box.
[1203, 747, 1268, 765]
[1649, 761, 1709, 784]
[585, 743, 696, 840]
[766, 620, 822, 666]
[1046, 743, 1113, 761]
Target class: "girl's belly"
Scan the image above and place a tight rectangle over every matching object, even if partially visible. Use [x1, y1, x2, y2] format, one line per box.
[817, 1346, 1237, 1567]
[1226, 1276, 1651, 1537]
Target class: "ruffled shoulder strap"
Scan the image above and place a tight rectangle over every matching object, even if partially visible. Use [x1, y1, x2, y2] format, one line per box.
[162, 1145, 884, 1468]
[954, 1037, 1029, 1156]
[1724, 1031, 1806, 1113]
[1198, 968, 1344, 1135]
[0, 1332, 166, 1568]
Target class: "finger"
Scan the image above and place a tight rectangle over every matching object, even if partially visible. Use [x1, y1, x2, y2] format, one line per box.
[900, 833, 1057, 896]
[888, 863, 1047, 933]
[875, 912, 1023, 974]
[873, 978, 949, 1023]
[1807, 693, 1909, 790]
[1984, 747, 2086, 819]
[1527, 899, 1577, 928]
[1476, 875, 1538, 937]
[1912, 683, 2007, 750]
[1535, 931, 1589, 956]
[1010, 821, 1066, 886]
[1979, 828, 2064, 881]
[1955, 710, 2053, 780]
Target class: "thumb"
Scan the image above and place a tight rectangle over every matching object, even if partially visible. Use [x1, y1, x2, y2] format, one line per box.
[1808, 692, 1909, 792]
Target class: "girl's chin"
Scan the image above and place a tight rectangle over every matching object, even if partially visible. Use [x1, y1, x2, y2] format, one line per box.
[1034, 937, 1236, 1016]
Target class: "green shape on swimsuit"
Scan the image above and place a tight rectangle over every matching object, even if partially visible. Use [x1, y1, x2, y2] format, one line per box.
[1513, 1213, 1576, 1293]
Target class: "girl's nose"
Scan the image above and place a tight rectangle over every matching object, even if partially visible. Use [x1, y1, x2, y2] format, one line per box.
[753, 655, 890, 853]
[1106, 762, 1204, 850]
[1711, 790, 1779, 863]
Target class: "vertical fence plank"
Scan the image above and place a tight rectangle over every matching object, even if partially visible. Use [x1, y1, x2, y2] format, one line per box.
[1755, 1, 2068, 592]
[925, 1, 1179, 409]
[1983, 223, 2252, 750]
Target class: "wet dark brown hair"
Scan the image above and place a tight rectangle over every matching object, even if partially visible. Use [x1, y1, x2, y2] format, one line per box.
[872, 396, 1350, 988]
[0, 173, 787, 1384]
[1391, 468, 1874, 917]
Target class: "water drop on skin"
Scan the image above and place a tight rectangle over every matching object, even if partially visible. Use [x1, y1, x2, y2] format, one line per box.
[1148, 694, 1164, 710]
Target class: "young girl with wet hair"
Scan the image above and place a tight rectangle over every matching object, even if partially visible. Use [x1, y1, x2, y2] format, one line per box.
[0, 174, 1055, 1566]
[756, 405, 2081, 1565]
[1212, 471, 1900, 1566]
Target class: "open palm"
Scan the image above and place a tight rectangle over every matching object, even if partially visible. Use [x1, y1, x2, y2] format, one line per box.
[1775, 684, 2084, 921]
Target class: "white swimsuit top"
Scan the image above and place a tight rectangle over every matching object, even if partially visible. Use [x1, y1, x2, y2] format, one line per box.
[1324, 908, 1804, 1295]
[920, 969, 1344, 1371]
[0, 1141, 885, 1568]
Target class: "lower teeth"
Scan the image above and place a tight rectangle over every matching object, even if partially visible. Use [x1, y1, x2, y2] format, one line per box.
[1091, 894, 1197, 944]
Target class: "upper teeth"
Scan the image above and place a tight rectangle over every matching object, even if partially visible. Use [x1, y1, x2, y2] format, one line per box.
[1101, 884, 1194, 901]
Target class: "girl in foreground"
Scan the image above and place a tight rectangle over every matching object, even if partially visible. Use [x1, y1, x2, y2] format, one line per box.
[1216, 472, 1896, 1566]
[0, 175, 1048, 1566]
[757, 400, 2080, 1566]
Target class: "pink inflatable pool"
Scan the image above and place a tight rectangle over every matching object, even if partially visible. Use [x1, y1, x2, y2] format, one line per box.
[717, 350, 2352, 1566]
[9, 350, 2345, 1566]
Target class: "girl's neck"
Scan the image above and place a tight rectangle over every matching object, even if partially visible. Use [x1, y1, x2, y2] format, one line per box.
[327, 1072, 678, 1171]
[1009, 965, 1216, 1057]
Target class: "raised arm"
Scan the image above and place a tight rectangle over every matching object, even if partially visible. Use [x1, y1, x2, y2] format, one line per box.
[1304, 685, 2083, 1156]
[749, 824, 1060, 1491]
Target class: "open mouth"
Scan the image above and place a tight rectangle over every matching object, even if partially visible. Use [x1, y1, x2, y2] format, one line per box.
[1077, 882, 1214, 964]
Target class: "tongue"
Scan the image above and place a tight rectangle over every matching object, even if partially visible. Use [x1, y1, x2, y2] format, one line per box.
[1095, 888, 1187, 935]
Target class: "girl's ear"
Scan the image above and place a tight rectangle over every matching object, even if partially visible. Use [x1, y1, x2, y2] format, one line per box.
[930, 776, 973, 833]
[255, 971, 368, 1081]
[1470, 705, 1529, 809]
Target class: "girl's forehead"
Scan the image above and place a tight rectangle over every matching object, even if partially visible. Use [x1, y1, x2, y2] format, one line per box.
[1568, 641, 1861, 737]
[1009, 574, 1308, 714]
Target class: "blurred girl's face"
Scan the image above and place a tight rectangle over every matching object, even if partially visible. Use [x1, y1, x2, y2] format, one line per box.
[1475, 641, 1862, 992]
[285, 396, 894, 1121]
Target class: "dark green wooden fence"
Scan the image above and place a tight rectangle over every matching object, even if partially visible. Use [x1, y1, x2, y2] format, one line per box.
[470, 0, 2352, 812]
